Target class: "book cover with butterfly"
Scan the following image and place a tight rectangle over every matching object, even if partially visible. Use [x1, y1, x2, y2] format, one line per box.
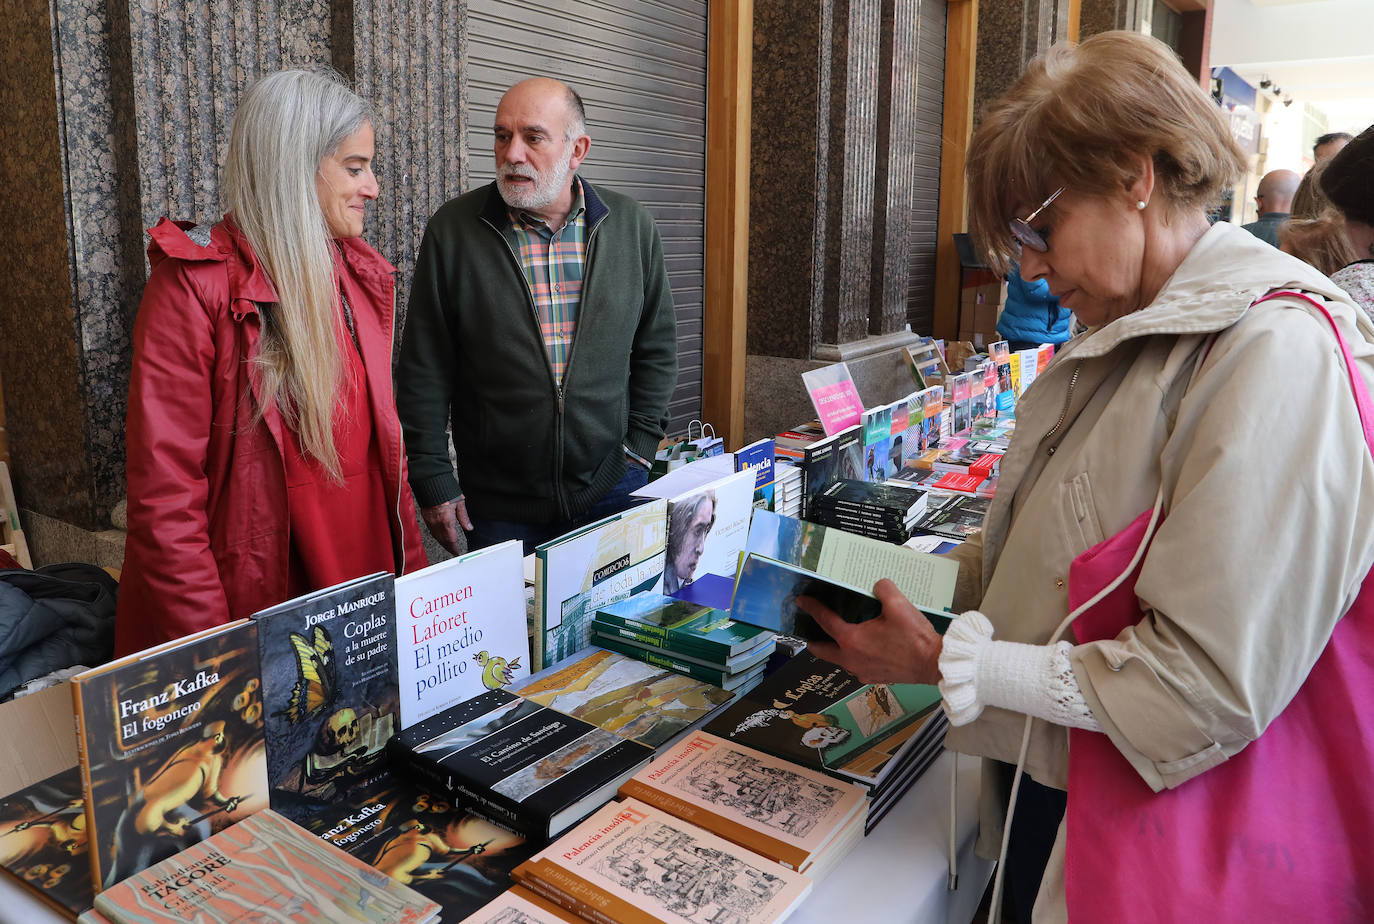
[70, 620, 269, 891]
[252, 571, 400, 822]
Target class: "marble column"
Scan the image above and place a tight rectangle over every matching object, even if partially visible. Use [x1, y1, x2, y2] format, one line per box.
[869, 0, 922, 338]
[973, 0, 1070, 118]
[1079, 0, 1145, 40]
[747, 0, 886, 361]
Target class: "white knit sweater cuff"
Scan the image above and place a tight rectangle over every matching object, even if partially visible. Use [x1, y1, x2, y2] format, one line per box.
[937, 610, 1103, 732]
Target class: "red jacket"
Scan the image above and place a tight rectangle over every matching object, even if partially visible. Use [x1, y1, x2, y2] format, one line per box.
[115, 218, 427, 654]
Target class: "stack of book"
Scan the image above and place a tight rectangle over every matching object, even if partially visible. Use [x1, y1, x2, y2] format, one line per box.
[702, 651, 948, 834]
[591, 593, 775, 692]
[619, 731, 869, 882]
[774, 423, 863, 519]
[911, 493, 992, 541]
[808, 479, 929, 543]
[773, 461, 804, 517]
[512, 797, 812, 924]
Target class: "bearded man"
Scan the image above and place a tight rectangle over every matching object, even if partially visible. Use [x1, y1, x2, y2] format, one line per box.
[398, 78, 678, 555]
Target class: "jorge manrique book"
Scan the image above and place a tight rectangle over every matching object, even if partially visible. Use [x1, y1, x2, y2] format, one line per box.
[71, 620, 270, 891]
[252, 572, 400, 821]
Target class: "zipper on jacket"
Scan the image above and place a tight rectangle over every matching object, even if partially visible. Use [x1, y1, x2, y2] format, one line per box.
[387, 280, 407, 575]
[1042, 359, 1083, 455]
[482, 213, 572, 519]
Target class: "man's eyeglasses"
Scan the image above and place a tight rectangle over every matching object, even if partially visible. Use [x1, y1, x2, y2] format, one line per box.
[1009, 187, 1065, 254]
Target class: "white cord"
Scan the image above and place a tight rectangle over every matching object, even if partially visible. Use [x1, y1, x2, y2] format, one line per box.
[986, 487, 1165, 920]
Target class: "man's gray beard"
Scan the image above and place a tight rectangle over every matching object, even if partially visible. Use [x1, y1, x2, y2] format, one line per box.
[497, 150, 573, 211]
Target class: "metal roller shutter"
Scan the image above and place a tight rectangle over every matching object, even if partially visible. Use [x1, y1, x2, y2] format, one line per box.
[907, 0, 948, 335]
[465, 0, 708, 435]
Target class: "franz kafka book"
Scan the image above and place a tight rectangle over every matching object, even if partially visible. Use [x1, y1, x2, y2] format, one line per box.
[389, 688, 651, 841]
[302, 770, 537, 923]
[252, 571, 400, 821]
[0, 765, 92, 918]
[71, 620, 270, 890]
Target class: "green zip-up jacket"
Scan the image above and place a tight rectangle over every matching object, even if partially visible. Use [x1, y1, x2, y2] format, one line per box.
[396, 178, 678, 524]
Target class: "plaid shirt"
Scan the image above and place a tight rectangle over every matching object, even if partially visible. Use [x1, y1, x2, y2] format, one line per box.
[509, 178, 587, 385]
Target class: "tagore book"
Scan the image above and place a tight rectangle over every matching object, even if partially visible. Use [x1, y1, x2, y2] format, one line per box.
[512, 797, 811, 924]
[71, 621, 270, 891]
[90, 808, 438, 923]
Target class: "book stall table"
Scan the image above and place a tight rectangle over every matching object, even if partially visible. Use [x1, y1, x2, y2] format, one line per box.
[0, 749, 991, 924]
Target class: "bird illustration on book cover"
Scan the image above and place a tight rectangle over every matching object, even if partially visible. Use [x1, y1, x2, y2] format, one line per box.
[75, 624, 268, 889]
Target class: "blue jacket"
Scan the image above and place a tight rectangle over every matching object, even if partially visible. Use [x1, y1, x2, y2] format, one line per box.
[997, 269, 1072, 345]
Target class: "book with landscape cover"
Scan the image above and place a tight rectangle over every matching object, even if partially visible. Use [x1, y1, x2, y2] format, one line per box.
[742, 509, 958, 626]
[71, 621, 269, 890]
[0, 765, 91, 918]
[703, 652, 944, 788]
[593, 594, 773, 663]
[395, 540, 530, 729]
[252, 572, 399, 821]
[618, 731, 868, 874]
[302, 770, 537, 923]
[512, 797, 811, 924]
[729, 555, 881, 642]
[587, 634, 770, 691]
[913, 493, 991, 540]
[390, 688, 652, 841]
[534, 499, 669, 671]
[91, 808, 439, 923]
[859, 404, 893, 484]
[734, 438, 777, 511]
[919, 385, 944, 450]
[512, 647, 736, 750]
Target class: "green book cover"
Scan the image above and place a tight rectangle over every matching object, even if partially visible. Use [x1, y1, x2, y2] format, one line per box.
[589, 635, 769, 692]
[594, 593, 771, 660]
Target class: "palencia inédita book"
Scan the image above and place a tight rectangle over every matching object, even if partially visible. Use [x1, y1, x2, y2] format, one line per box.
[0, 764, 92, 918]
[301, 771, 537, 923]
[389, 688, 651, 841]
[618, 731, 868, 876]
[512, 797, 811, 924]
[71, 620, 269, 890]
[394, 540, 530, 730]
[90, 808, 439, 923]
[252, 571, 400, 820]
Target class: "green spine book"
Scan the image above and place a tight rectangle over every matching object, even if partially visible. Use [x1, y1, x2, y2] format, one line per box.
[590, 623, 774, 674]
[594, 593, 771, 661]
[590, 635, 767, 691]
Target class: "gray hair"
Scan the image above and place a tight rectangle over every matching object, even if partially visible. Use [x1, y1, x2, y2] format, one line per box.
[222, 68, 377, 481]
[563, 85, 588, 141]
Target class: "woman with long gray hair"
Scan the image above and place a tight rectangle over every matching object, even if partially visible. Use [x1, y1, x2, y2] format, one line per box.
[115, 69, 426, 654]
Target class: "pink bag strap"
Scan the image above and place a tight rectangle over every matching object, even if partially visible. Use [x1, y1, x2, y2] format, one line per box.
[1251, 290, 1374, 454]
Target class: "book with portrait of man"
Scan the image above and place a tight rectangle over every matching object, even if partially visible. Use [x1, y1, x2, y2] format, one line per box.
[633, 459, 756, 611]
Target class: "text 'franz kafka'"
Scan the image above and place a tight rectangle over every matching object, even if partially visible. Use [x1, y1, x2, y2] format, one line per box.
[117, 669, 219, 742]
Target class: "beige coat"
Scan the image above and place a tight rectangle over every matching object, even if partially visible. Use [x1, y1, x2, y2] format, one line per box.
[944, 223, 1374, 916]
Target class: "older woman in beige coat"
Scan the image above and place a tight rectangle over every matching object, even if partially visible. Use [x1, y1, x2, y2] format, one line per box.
[803, 31, 1374, 923]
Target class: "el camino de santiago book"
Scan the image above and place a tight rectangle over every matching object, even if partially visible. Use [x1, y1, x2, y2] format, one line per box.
[71, 621, 269, 890]
[302, 772, 537, 922]
[0, 764, 93, 918]
[90, 808, 439, 923]
[389, 688, 652, 841]
[252, 572, 400, 821]
[394, 540, 530, 729]
[512, 797, 811, 924]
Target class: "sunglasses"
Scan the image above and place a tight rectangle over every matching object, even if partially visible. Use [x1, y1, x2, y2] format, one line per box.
[1009, 187, 1065, 253]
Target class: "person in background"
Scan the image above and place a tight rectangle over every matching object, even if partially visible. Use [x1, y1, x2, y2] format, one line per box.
[799, 31, 1374, 922]
[1240, 168, 1300, 247]
[116, 70, 427, 655]
[397, 77, 678, 557]
[1313, 130, 1352, 164]
[1318, 124, 1374, 317]
[997, 261, 1073, 353]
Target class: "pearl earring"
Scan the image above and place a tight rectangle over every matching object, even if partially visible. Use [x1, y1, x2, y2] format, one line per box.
[1136, 200, 1147, 211]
